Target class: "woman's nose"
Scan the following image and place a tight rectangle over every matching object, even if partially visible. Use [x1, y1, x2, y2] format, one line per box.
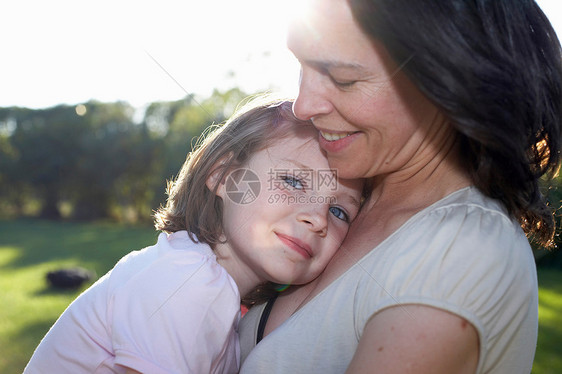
[292, 68, 333, 121]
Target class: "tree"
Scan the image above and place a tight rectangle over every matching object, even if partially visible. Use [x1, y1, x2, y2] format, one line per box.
[1, 105, 84, 219]
[0, 87, 251, 222]
[146, 88, 249, 211]
[535, 175, 562, 268]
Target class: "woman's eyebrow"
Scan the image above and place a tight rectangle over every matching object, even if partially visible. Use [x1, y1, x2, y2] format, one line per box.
[309, 59, 367, 72]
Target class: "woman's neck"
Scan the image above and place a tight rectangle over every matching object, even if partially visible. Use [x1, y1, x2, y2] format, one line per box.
[367, 131, 471, 213]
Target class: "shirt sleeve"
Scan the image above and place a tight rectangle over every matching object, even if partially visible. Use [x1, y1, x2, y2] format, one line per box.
[109, 248, 241, 374]
[354, 202, 537, 371]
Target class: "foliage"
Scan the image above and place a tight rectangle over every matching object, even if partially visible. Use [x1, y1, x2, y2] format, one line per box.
[2, 86, 561, 266]
[533, 269, 562, 373]
[0, 88, 248, 223]
[534, 176, 562, 268]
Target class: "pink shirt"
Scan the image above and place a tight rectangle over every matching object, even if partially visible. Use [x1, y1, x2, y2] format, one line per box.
[24, 231, 241, 374]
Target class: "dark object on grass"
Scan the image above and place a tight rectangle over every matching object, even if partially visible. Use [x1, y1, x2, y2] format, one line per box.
[46, 267, 96, 289]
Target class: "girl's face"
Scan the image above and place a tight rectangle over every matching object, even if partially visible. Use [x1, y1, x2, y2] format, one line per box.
[215, 123, 363, 286]
[288, 0, 449, 180]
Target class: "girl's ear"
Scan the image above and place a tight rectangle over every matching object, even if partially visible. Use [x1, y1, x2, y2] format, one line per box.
[206, 153, 234, 199]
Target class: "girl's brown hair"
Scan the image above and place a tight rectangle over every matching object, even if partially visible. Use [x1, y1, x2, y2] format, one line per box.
[153, 95, 311, 306]
[154, 95, 310, 244]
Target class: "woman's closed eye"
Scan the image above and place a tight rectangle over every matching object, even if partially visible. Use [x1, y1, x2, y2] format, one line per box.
[329, 206, 350, 223]
[323, 68, 358, 89]
[330, 76, 357, 88]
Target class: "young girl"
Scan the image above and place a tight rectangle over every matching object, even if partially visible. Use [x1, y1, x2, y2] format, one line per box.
[24, 97, 364, 374]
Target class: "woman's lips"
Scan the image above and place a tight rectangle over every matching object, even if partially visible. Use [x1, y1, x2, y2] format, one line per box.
[319, 131, 355, 141]
[318, 130, 359, 153]
[275, 233, 312, 259]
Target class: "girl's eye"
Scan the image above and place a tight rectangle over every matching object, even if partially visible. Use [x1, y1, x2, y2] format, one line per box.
[282, 175, 304, 190]
[329, 206, 349, 222]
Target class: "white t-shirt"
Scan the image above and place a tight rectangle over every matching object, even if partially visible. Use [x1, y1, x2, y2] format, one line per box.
[239, 187, 538, 374]
[24, 231, 240, 374]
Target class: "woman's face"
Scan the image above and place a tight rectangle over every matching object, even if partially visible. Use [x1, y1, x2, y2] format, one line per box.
[288, 0, 448, 180]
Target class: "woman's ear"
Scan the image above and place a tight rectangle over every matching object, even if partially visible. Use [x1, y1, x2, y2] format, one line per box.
[206, 153, 234, 199]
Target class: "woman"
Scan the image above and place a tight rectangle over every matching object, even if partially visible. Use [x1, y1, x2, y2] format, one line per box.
[239, 0, 562, 373]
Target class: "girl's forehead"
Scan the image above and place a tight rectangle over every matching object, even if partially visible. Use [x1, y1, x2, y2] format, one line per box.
[257, 126, 323, 165]
[269, 131, 320, 155]
[267, 122, 318, 146]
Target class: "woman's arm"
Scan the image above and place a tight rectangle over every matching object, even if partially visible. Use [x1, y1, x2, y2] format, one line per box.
[346, 305, 479, 374]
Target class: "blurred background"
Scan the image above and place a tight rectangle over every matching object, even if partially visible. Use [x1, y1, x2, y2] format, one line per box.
[0, 0, 300, 224]
[0, 0, 561, 373]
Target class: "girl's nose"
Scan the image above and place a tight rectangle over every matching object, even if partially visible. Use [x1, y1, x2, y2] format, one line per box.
[297, 206, 328, 237]
[292, 68, 333, 121]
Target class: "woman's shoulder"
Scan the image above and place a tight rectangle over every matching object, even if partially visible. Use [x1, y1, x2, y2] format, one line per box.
[374, 187, 532, 271]
[355, 186, 536, 316]
[351, 187, 538, 372]
[424, 186, 510, 219]
[401, 186, 524, 250]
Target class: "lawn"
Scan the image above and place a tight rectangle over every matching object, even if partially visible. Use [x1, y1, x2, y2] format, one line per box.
[0, 219, 561, 373]
[534, 268, 562, 373]
[0, 218, 158, 373]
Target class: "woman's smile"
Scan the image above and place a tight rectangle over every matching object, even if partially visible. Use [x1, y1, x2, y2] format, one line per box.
[319, 130, 357, 141]
[317, 130, 361, 154]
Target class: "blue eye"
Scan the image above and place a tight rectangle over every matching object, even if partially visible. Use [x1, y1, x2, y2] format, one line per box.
[282, 175, 304, 190]
[329, 206, 349, 222]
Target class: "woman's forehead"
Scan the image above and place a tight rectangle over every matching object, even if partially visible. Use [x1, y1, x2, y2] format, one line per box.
[288, 0, 354, 48]
[287, 0, 380, 67]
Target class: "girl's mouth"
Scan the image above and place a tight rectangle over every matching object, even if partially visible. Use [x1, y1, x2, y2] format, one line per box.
[275, 233, 312, 259]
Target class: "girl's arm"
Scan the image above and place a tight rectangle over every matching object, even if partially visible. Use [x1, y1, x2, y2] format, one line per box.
[345, 304, 479, 374]
[122, 368, 141, 374]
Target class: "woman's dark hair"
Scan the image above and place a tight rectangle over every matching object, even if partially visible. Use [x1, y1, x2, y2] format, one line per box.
[349, 0, 562, 246]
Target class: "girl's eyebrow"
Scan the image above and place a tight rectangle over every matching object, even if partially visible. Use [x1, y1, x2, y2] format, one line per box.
[281, 159, 313, 170]
[343, 194, 361, 212]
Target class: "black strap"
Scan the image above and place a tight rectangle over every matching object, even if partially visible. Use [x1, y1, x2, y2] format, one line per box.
[256, 294, 279, 344]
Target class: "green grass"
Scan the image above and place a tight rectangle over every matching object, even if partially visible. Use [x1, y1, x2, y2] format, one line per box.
[0, 219, 561, 373]
[0, 219, 158, 373]
[534, 268, 562, 374]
